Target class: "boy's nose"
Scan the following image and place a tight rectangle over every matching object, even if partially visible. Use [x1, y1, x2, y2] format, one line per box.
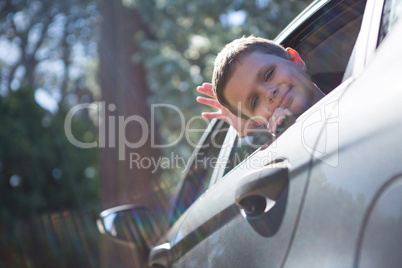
[264, 87, 279, 104]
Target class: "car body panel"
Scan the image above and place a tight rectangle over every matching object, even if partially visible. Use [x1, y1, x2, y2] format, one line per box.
[285, 12, 402, 267]
[358, 176, 402, 267]
[153, 119, 230, 251]
[347, 0, 384, 77]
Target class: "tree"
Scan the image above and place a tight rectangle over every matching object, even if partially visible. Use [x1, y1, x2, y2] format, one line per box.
[0, 0, 98, 103]
[0, 86, 99, 223]
[98, 0, 163, 209]
[0, 2, 103, 266]
[0, 0, 101, 218]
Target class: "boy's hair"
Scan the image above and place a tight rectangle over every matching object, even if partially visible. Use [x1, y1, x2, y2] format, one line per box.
[212, 36, 288, 118]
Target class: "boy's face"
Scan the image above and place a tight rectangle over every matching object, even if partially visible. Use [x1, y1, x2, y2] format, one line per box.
[224, 50, 322, 124]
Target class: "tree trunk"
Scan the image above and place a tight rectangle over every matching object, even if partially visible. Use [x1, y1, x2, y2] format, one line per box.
[98, 0, 163, 266]
[98, 0, 162, 209]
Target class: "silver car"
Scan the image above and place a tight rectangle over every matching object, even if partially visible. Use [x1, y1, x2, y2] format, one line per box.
[98, 0, 402, 267]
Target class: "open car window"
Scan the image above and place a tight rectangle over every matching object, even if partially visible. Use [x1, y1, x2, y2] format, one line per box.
[222, 131, 271, 177]
[219, 0, 366, 180]
[286, 0, 366, 95]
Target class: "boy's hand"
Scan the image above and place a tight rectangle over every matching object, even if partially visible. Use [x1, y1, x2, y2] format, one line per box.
[196, 83, 264, 138]
[268, 107, 294, 134]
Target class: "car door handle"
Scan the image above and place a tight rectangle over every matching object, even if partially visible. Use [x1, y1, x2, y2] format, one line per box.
[235, 161, 289, 217]
[148, 242, 171, 268]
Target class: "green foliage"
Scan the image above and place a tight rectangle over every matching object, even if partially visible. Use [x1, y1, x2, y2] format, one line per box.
[0, 0, 99, 100]
[0, 87, 99, 224]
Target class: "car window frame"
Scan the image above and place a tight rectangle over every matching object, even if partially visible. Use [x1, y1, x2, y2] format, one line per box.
[346, 0, 385, 77]
[207, 125, 237, 187]
[280, 0, 366, 92]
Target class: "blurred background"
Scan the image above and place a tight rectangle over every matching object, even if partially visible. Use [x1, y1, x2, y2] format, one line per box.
[0, 0, 312, 267]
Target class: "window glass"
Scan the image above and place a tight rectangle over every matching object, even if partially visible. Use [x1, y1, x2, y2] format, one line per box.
[285, 0, 366, 94]
[378, 0, 402, 46]
[223, 132, 272, 176]
[171, 121, 229, 221]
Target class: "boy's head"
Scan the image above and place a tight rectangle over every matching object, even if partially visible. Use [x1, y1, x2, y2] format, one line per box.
[212, 36, 323, 124]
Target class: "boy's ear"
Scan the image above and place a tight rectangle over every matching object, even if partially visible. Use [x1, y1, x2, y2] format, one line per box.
[286, 47, 307, 72]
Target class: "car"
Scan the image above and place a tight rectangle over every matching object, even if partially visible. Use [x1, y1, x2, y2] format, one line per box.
[97, 0, 402, 267]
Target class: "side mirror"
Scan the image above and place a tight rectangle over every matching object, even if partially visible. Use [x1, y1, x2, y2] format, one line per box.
[97, 204, 160, 250]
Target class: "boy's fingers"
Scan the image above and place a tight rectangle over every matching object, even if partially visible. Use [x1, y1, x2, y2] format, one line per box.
[277, 115, 286, 125]
[268, 115, 279, 134]
[271, 123, 278, 134]
[201, 112, 215, 119]
[202, 112, 225, 120]
[202, 83, 213, 89]
[197, 85, 215, 98]
[266, 107, 293, 134]
[197, 96, 222, 109]
[284, 109, 293, 116]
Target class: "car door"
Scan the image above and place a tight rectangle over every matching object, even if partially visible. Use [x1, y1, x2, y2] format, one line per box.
[284, 0, 402, 267]
[163, 0, 367, 267]
[147, 119, 234, 266]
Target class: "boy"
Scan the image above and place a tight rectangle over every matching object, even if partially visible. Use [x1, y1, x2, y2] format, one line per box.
[197, 36, 324, 137]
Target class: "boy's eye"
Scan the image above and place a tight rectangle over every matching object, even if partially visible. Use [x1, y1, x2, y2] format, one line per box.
[252, 96, 259, 110]
[265, 69, 274, 81]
